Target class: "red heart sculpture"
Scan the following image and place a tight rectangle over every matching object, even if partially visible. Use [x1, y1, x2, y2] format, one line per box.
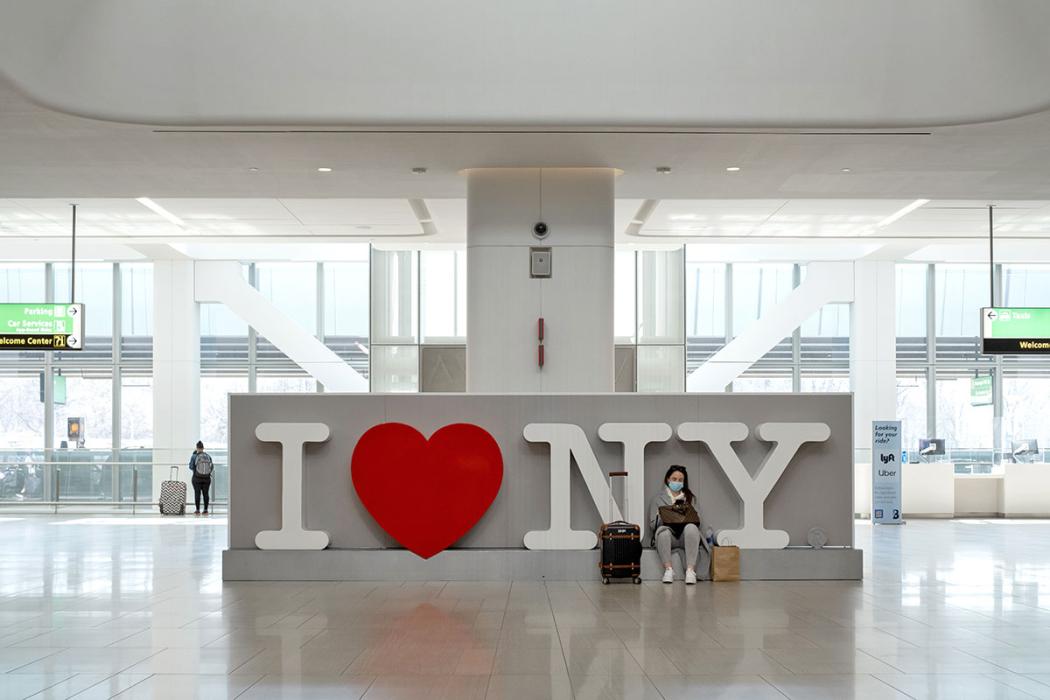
[351, 423, 503, 559]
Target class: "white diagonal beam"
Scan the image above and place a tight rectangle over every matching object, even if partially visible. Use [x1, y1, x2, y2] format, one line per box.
[686, 262, 854, 392]
[195, 261, 367, 391]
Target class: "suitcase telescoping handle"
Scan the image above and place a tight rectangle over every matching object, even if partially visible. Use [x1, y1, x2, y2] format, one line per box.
[170, 466, 180, 480]
[608, 470, 628, 523]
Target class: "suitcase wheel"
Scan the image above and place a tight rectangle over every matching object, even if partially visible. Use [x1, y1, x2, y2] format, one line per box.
[633, 576, 642, 584]
[602, 577, 610, 585]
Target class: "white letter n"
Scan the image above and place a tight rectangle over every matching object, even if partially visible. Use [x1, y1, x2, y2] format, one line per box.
[523, 423, 672, 551]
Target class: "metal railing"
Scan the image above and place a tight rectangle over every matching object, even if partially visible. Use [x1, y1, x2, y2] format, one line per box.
[855, 446, 1048, 475]
[0, 449, 229, 511]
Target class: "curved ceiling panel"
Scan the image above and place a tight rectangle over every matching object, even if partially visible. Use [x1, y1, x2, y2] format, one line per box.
[2, 0, 1050, 128]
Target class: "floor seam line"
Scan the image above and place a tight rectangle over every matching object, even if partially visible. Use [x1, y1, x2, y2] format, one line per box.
[758, 673, 793, 699]
[21, 670, 77, 700]
[547, 581, 575, 699]
[869, 671, 920, 699]
[4, 647, 67, 674]
[232, 672, 264, 699]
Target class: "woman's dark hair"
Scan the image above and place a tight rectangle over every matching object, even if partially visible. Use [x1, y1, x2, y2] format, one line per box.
[663, 465, 695, 505]
[196, 440, 204, 450]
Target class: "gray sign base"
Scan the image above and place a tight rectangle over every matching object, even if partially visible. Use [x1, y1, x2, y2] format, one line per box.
[223, 548, 862, 581]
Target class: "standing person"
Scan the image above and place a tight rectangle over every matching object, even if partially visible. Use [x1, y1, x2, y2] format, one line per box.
[648, 465, 710, 585]
[188, 440, 214, 516]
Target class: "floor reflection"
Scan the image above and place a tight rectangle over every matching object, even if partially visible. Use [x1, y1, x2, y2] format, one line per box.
[0, 516, 1046, 698]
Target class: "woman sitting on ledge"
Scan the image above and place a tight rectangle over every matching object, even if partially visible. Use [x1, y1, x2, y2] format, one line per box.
[648, 465, 711, 585]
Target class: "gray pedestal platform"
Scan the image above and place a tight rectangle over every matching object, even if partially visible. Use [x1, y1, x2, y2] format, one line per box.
[222, 548, 862, 581]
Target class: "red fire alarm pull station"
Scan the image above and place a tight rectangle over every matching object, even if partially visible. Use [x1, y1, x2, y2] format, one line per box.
[538, 318, 545, 368]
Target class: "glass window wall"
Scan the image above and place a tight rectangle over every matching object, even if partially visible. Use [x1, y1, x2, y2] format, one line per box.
[0, 376, 44, 449]
[121, 377, 153, 449]
[200, 376, 248, 448]
[420, 250, 466, 344]
[614, 250, 636, 344]
[372, 250, 418, 345]
[371, 345, 419, 392]
[896, 375, 927, 452]
[25, 252, 1038, 508]
[684, 255, 726, 377]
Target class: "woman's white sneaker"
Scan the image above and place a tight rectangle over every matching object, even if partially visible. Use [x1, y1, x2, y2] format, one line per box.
[662, 568, 674, 584]
[685, 569, 697, 585]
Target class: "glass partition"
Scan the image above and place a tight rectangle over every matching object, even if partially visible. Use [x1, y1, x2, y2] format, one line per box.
[420, 250, 466, 344]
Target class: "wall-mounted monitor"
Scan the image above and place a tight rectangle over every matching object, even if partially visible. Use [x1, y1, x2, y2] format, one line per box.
[1012, 439, 1040, 463]
[918, 438, 946, 457]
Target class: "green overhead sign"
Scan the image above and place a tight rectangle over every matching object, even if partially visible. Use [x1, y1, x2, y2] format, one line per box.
[970, 375, 993, 406]
[982, 307, 1050, 354]
[0, 303, 84, 351]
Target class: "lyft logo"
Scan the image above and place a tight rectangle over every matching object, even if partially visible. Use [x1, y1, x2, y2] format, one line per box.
[254, 420, 830, 552]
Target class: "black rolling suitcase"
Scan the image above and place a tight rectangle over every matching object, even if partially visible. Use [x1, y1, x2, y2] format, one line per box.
[598, 470, 642, 584]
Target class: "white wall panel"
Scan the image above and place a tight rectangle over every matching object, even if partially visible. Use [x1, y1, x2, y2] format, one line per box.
[151, 259, 200, 498]
[466, 246, 542, 392]
[466, 168, 614, 393]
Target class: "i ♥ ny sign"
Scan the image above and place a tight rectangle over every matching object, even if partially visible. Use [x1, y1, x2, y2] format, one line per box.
[252, 419, 830, 557]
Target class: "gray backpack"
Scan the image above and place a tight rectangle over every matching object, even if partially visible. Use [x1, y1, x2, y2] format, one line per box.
[195, 452, 214, 477]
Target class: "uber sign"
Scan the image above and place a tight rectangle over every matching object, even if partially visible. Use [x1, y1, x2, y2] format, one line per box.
[872, 420, 903, 524]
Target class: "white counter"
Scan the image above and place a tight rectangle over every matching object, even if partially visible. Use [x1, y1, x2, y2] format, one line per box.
[855, 461, 1050, 518]
[1001, 463, 1050, 516]
[903, 462, 956, 517]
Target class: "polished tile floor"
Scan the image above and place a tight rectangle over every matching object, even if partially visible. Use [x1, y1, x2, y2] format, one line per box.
[1, 516, 1050, 698]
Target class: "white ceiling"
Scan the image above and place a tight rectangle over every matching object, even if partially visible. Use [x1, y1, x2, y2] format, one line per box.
[5, 38, 1050, 269]
[4, 197, 1048, 241]
[5, 3, 1050, 128]
[8, 74, 1050, 203]
[634, 200, 1050, 240]
[0, 198, 432, 241]
[4, 197, 1050, 265]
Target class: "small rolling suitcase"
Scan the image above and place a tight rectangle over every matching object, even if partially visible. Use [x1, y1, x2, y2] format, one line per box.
[598, 470, 642, 584]
[159, 466, 187, 515]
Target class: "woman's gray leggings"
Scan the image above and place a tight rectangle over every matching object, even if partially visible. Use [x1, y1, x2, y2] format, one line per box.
[655, 524, 701, 569]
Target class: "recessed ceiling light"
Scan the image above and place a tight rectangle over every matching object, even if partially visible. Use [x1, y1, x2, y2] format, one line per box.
[419, 218, 433, 224]
[630, 219, 644, 225]
[840, 168, 852, 173]
[876, 199, 930, 228]
[412, 167, 428, 175]
[317, 167, 333, 173]
[248, 167, 260, 173]
[725, 166, 741, 172]
[656, 166, 672, 174]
